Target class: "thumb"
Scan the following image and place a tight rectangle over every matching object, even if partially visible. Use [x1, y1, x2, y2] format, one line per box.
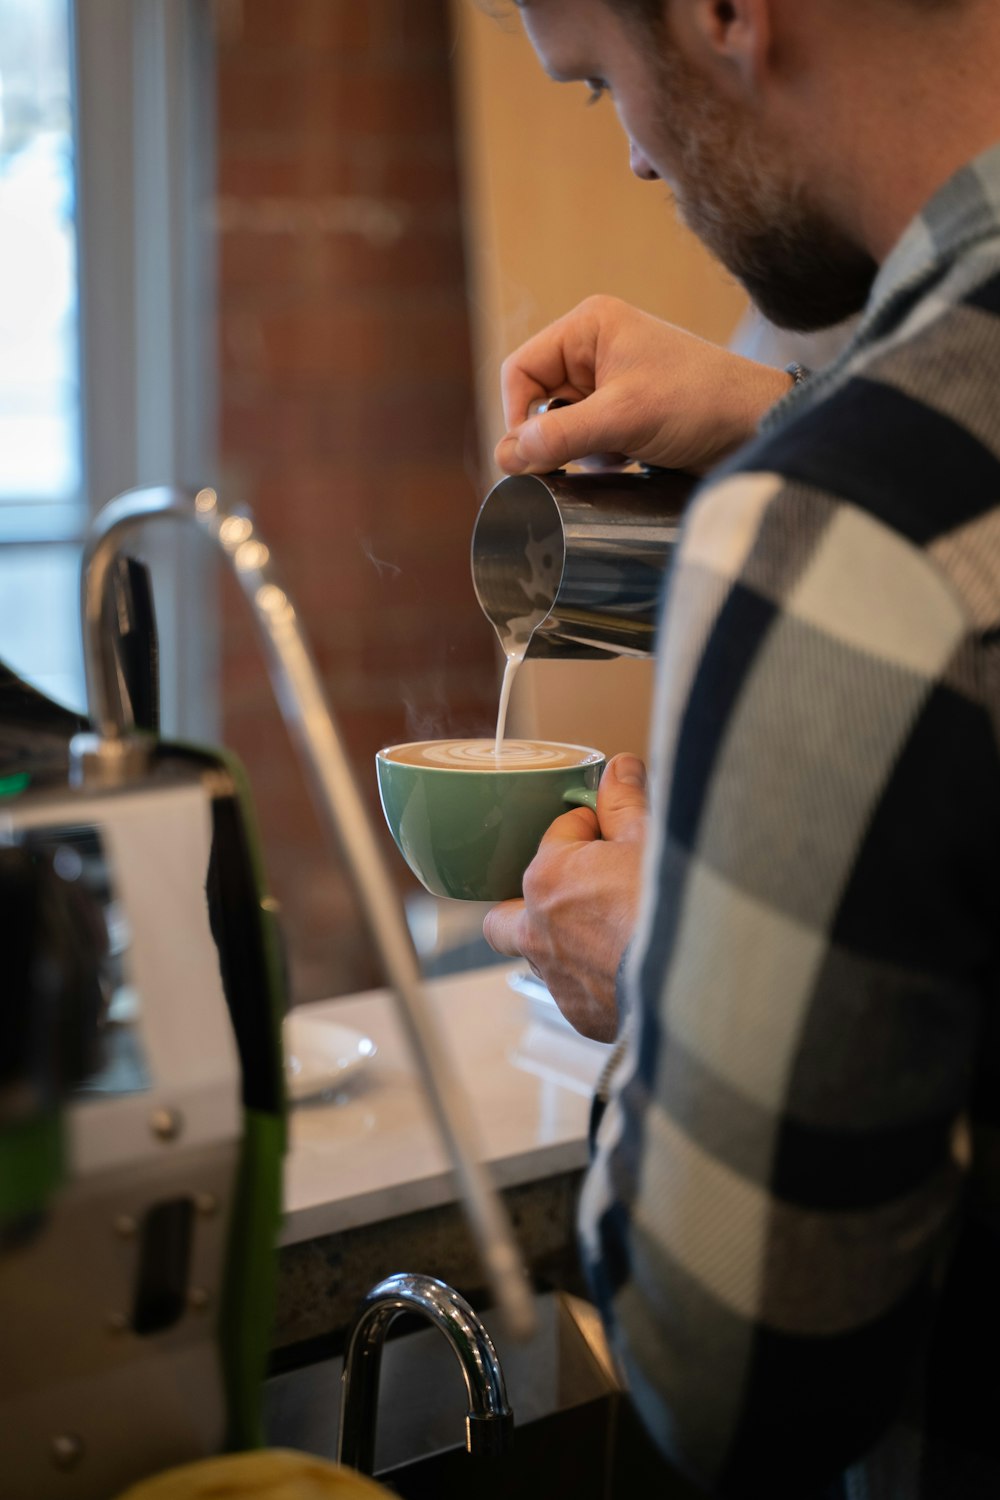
[497, 391, 623, 475]
[597, 754, 648, 843]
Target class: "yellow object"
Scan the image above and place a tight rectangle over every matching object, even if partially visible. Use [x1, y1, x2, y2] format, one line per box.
[115, 1449, 395, 1500]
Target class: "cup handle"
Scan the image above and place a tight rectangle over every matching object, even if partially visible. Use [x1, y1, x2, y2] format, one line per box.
[563, 786, 598, 813]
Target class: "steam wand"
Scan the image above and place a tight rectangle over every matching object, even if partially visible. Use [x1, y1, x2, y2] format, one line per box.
[71, 484, 537, 1342]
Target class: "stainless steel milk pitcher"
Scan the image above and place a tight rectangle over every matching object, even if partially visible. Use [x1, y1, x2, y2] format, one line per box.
[471, 466, 696, 659]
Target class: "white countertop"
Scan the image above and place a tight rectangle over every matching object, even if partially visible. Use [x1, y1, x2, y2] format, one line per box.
[280, 963, 611, 1246]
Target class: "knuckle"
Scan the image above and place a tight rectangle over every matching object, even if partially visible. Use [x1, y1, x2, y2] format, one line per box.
[521, 861, 544, 905]
[522, 850, 558, 906]
[581, 292, 611, 314]
[588, 292, 623, 320]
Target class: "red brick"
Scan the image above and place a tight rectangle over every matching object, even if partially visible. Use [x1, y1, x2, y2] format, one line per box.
[397, 299, 473, 379]
[379, 147, 461, 208]
[372, 461, 485, 531]
[293, 148, 366, 197]
[217, 151, 310, 198]
[316, 68, 455, 139]
[241, 464, 379, 536]
[236, 381, 474, 463]
[216, 0, 484, 997]
[297, 229, 467, 295]
[354, 602, 491, 674]
[223, 296, 473, 386]
[217, 62, 310, 137]
[350, 383, 477, 462]
[254, 303, 389, 381]
[220, 387, 314, 458]
[394, 0, 453, 57]
[218, 230, 306, 288]
[218, 59, 453, 141]
[233, 0, 398, 58]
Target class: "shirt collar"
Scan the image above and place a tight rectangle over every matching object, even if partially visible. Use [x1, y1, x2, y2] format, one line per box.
[761, 138, 1000, 431]
[870, 138, 1000, 316]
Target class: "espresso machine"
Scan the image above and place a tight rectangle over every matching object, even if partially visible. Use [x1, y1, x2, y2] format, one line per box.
[0, 487, 534, 1499]
[0, 565, 286, 1496]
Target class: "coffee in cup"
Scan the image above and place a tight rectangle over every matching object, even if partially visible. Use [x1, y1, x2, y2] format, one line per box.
[383, 739, 595, 771]
[376, 738, 604, 902]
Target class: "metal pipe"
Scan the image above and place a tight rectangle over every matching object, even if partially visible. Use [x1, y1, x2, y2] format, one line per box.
[338, 1273, 513, 1475]
[73, 484, 537, 1341]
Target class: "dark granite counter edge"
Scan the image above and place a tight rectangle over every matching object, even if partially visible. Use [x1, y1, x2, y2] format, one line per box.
[271, 1169, 587, 1369]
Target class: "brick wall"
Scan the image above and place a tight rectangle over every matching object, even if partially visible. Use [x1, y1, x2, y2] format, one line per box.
[214, 0, 499, 1001]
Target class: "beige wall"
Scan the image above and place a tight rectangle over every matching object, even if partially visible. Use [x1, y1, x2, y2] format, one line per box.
[450, 1, 748, 758]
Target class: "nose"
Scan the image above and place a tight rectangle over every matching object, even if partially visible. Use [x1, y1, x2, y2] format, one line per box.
[629, 139, 659, 181]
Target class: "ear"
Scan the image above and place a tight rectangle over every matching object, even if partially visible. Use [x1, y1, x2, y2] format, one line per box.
[689, 0, 773, 91]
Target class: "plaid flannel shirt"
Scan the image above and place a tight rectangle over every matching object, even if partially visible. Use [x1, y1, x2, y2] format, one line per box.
[579, 142, 1000, 1499]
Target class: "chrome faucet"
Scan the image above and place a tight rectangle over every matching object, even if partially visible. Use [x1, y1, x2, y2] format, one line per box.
[337, 1273, 514, 1476]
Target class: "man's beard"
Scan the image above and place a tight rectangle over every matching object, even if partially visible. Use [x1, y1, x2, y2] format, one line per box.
[654, 45, 878, 330]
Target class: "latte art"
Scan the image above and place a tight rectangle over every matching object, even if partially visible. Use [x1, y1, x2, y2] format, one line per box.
[382, 738, 601, 771]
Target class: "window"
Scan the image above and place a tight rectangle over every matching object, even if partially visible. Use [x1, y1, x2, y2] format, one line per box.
[0, 0, 83, 705]
[0, 0, 216, 736]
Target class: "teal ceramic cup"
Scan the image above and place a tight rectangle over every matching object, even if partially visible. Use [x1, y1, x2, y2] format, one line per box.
[376, 739, 605, 902]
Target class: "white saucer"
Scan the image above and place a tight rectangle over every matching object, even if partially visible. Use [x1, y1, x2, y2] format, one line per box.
[283, 1010, 377, 1103]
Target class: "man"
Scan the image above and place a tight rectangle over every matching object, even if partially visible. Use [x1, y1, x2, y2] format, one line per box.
[481, 1, 1000, 1495]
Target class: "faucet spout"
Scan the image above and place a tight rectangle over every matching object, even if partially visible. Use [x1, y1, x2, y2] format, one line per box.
[338, 1273, 514, 1476]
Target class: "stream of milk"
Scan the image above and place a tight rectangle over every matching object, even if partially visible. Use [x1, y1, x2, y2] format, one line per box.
[492, 526, 562, 756]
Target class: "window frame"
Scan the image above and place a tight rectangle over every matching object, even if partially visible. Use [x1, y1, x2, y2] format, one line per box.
[0, 0, 218, 739]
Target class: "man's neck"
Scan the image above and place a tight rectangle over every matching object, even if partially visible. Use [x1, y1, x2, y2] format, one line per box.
[780, 4, 1000, 265]
[856, 100, 1000, 265]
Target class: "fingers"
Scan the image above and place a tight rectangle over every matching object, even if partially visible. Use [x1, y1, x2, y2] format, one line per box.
[499, 341, 569, 433]
[596, 754, 648, 843]
[499, 353, 581, 443]
[495, 295, 800, 479]
[482, 898, 526, 958]
[495, 296, 670, 475]
[494, 414, 565, 475]
[536, 803, 601, 849]
[499, 301, 606, 431]
[495, 389, 629, 476]
[482, 757, 647, 964]
[482, 808, 599, 959]
[529, 758, 647, 852]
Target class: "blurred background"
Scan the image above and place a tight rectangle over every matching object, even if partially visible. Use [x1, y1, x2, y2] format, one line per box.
[0, 0, 746, 1003]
